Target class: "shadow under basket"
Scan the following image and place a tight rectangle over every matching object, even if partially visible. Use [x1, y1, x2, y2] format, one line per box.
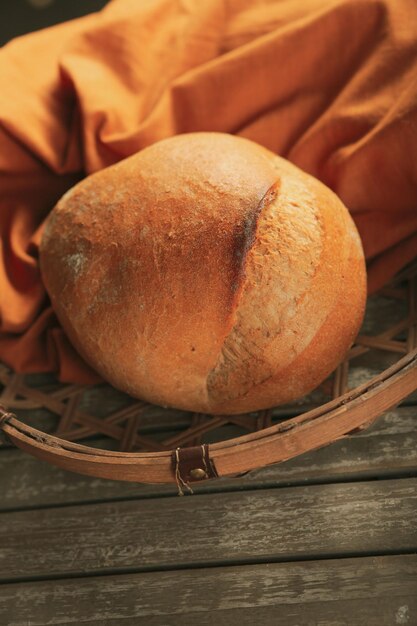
[1, 263, 417, 489]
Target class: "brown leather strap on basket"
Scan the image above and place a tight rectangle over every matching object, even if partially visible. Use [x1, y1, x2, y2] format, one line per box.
[172, 444, 219, 495]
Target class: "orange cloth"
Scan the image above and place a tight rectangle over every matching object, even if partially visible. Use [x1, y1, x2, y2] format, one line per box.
[1, 0, 417, 383]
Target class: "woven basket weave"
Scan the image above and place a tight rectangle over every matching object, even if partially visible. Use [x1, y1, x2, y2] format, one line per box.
[1, 262, 416, 485]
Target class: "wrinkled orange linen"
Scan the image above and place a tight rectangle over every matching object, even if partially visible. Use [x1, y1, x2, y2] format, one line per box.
[0, 0, 417, 383]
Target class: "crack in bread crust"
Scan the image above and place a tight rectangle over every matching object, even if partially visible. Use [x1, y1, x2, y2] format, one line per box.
[206, 158, 326, 408]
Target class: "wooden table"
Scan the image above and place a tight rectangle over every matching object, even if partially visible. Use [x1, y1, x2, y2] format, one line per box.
[0, 386, 416, 625]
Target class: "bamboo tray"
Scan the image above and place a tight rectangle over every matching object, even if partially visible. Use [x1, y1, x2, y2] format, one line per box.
[1, 263, 416, 487]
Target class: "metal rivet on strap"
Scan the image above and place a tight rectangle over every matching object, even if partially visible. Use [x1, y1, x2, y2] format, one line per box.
[189, 467, 208, 480]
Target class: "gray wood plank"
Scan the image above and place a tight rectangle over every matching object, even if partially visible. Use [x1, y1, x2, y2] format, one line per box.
[1, 406, 416, 510]
[0, 478, 416, 582]
[0, 555, 416, 625]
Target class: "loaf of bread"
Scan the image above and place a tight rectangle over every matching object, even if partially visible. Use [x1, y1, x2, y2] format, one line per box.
[40, 133, 366, 414]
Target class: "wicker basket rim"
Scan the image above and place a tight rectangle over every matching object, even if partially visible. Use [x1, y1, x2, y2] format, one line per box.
[2, 347, 416, 484]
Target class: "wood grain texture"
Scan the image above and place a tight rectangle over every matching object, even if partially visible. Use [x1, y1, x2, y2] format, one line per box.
[0, 478, 416, 582]
[0, 555, 416, 625]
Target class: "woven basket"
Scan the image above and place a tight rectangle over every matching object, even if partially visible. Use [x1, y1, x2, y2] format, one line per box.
[1, 262, 416, 488]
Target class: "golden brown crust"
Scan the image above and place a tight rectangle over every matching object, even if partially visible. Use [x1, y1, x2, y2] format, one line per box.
[206, 157, 366, 413]
[40, 132, 366, 413]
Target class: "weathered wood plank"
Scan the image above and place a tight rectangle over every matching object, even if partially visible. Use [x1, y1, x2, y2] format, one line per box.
[0, 478, 416, 581]
[0, 555, 416, 625]
[1, 406, 416, 510]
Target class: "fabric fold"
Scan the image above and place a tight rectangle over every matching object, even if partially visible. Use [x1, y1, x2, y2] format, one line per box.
[0, 0, 416, 383]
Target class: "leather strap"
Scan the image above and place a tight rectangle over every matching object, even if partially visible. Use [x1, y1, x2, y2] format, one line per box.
[172, 444, 218, 494]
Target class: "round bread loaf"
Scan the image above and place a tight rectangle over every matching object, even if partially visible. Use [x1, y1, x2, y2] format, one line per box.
[40, 133, 366, 414]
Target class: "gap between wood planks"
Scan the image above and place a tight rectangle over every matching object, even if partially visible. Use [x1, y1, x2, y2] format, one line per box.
[1, 469, 417, 515]
[1, 555, 416, 626]
[1, 548, 417, 587]
[1, 478, 416, 582]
